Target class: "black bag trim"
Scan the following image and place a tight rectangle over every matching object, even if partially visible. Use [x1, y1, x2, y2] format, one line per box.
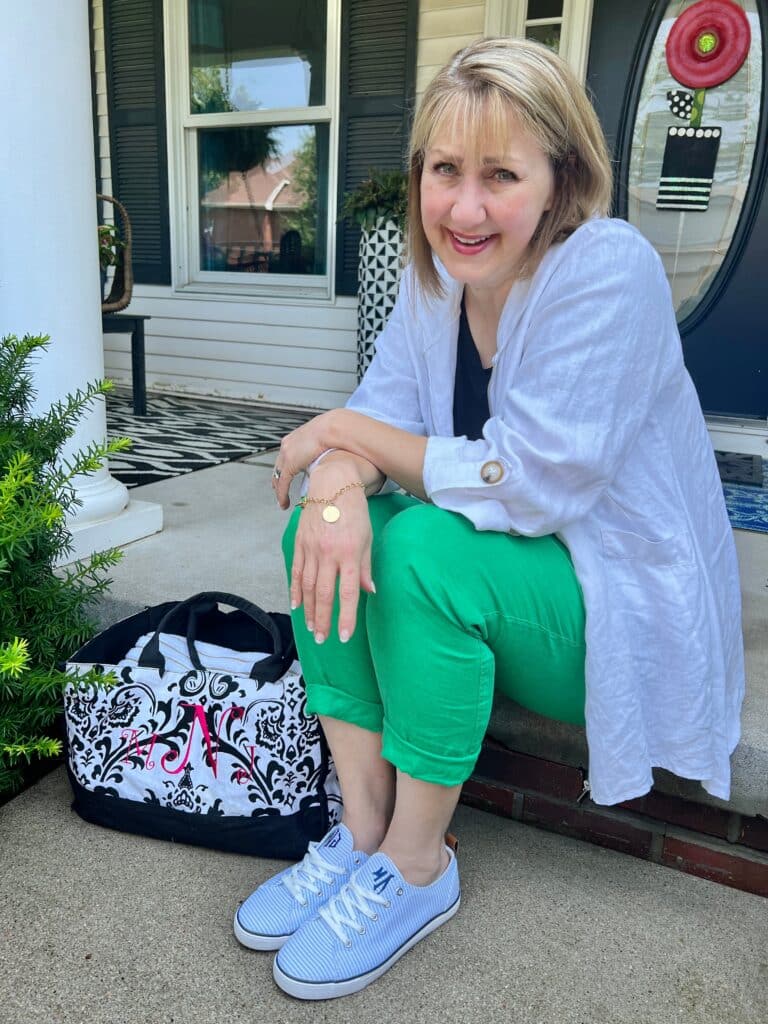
[66, 766, 330, 861]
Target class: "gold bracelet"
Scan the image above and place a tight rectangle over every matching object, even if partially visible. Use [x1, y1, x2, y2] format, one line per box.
[297, 481, 365, 523]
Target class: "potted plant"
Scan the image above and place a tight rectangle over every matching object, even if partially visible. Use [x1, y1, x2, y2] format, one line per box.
[97, 194, 133, 313]
[98, 222, 124, 274]
[342, 169, 408, 381]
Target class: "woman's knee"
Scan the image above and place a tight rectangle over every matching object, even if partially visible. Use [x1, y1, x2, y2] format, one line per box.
[372, 503, 468, 597]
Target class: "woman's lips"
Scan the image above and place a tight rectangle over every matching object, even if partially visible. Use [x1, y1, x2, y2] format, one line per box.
[447, 229, 495, 256]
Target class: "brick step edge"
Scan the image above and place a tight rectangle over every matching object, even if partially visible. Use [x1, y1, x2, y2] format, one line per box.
[464, 741, 768, 899]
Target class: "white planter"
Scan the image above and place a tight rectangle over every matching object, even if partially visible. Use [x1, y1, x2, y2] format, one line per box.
[356, 217, 404, 382]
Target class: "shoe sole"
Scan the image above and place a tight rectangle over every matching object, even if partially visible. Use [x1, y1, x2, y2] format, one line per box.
[233, 909, 291, 951]
[272, 893, 461, 1000]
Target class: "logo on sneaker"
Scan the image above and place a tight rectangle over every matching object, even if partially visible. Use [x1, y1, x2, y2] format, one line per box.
[322, 828, 342, 849]
[371, 867, 395, 894]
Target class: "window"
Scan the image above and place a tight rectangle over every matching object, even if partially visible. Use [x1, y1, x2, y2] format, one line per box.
[168, 0, 339, 295]
[524, 0, 564, 53]
[484, 0, 594, 81]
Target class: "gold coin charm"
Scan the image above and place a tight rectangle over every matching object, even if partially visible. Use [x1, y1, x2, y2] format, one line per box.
[322, 504, 341, 523]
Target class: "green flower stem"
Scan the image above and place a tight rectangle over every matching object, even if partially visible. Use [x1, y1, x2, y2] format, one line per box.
[690, 88, 707, 129]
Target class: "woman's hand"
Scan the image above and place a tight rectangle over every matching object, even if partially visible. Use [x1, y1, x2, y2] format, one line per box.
[290, 461, 375, 644]
[272, 412, 335, 509]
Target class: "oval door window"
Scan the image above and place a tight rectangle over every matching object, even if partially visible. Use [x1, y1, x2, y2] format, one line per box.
[627, 0, 762, 322]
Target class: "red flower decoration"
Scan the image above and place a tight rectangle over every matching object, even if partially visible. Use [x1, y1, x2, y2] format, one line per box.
[666, 0, 751, 88]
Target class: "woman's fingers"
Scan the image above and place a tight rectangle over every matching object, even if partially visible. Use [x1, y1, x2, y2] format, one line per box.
[312, 560, 341, 643]
[300, 554, 318, 633]
[272, 415, 330, 509]
[289, 545, 305, 613]
[336, 560, 362, 643]
[359, 544, 375, 596]
[272, 463, 295, 510]
[290, 496, 372, 645]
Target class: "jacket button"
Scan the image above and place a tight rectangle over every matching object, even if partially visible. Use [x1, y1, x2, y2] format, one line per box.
[480, 460, 504, 484]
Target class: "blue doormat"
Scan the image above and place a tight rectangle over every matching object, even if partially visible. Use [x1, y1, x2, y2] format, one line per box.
[722, 460, 768, 534]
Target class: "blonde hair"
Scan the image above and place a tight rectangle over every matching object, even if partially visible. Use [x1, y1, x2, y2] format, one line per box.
[407, 37, 613, 298]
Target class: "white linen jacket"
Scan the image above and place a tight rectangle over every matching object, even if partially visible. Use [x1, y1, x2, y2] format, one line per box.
[346, 217, 745, 806]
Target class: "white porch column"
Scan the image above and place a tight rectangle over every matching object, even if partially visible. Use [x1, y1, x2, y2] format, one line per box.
[0, 4, 162, 562]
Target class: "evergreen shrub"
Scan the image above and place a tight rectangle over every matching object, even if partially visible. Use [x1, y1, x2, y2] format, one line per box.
[0, 333, 130, 795]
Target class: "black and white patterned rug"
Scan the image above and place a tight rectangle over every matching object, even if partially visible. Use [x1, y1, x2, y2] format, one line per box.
[106, 390, 768, 533]
[106, 390, 315, 489]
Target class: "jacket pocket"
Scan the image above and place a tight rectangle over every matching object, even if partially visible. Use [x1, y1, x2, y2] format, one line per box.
[600, 527, 693, 567]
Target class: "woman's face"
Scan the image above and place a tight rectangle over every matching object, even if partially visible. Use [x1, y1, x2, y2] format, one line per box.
[420, 114, 555, 305]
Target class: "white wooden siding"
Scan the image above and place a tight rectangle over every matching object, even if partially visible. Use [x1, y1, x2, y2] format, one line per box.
[416, 0, 486, 99]
[92, 0, 113, 204]
[103, 285, 358, 408]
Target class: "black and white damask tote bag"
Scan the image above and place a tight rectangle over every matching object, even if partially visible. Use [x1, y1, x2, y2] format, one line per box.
[64, 592, 341, 859]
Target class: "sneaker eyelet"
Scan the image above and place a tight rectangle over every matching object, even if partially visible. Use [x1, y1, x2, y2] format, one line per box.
[396, 887, 404, 896]
[384, 900, 391, 908]
[371, 913, 378, 921]
[344, 940, 353, 948]
[300, 899, 308, 907]
[354, 857, 360, 865]
[358, 926, 365, 934]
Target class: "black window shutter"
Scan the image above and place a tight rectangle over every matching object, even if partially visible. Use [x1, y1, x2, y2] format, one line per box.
[335, 0, 418, 296]
[104, 0, 171, 285]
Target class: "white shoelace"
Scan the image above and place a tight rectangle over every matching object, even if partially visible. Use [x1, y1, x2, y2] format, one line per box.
[281, 841, 348, 903]
[318, 878, 390, 945]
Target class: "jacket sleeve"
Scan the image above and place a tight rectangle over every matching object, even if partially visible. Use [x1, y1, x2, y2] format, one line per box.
[344, 266, 427, 436]
[422, 222, 682, 534]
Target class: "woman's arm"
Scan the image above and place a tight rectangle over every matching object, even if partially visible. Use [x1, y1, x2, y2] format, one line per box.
[273, 408, 428, 509]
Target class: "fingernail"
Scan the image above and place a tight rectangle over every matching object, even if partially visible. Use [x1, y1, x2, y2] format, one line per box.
[314, 632, 325, 645]
[370, 582, 377, 594]
[340, 629, 350, 643]
[306, 621, 314, 632]
[290, 600, 297, 610]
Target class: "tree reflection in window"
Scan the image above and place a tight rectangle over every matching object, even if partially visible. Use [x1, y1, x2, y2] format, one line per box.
[198, 125, 327, 275]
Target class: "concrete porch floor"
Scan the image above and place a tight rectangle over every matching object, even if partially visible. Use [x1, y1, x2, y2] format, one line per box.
[1, 458, 766, 1024]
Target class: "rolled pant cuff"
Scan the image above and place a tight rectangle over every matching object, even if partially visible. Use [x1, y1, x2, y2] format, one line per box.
[305, 682, 384, 734]
[381, 722, 479, 786]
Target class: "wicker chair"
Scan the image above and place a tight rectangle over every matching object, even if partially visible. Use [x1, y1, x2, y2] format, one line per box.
[98, 193, 133, 313]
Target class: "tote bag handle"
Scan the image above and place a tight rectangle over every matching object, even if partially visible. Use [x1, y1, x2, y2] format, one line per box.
[138, 592, 289, 682]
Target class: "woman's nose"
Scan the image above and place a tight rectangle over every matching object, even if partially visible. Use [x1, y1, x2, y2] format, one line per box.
[451, 179, 486, 227]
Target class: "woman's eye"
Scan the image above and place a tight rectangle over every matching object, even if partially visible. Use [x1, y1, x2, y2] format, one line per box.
[434, 162, 456, 175]
[494, 168, 518, 182]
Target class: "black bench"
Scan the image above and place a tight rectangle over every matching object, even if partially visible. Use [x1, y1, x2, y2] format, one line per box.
[102, 313, 150, 416]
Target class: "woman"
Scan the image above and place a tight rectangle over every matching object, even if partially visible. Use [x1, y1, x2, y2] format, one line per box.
[234, 38, 744, 1000]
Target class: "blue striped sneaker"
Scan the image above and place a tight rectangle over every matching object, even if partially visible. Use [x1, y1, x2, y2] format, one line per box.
[273, 846, 460, 999]
[234, 823, 367, 951]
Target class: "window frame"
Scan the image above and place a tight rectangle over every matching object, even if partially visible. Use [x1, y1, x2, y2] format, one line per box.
[484, 0, 595, 82]
[164, 0, 341, 300]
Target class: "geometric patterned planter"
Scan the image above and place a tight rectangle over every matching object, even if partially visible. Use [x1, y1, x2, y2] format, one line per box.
[356, 217, 403, 382]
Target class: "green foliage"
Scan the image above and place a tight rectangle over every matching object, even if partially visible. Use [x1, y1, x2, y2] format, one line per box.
[281, 131, 319, 266]
[0, 333, 129, 794]
[98, 223, 124, 271]
[341, 168, 409, 233]
[192, 66, 280, 196]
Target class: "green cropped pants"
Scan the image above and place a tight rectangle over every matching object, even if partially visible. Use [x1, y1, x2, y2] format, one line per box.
[282, 493, 586, 787]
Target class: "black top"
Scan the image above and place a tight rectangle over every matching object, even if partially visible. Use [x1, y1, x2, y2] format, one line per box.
[452, 294, 492, 441]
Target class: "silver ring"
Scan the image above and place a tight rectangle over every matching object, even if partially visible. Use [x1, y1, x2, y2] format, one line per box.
[272, 467, 282, 481]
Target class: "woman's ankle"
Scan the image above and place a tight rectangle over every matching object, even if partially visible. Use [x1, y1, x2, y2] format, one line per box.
[341, 815, 389, 855]
[377, 839, 450, 886]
